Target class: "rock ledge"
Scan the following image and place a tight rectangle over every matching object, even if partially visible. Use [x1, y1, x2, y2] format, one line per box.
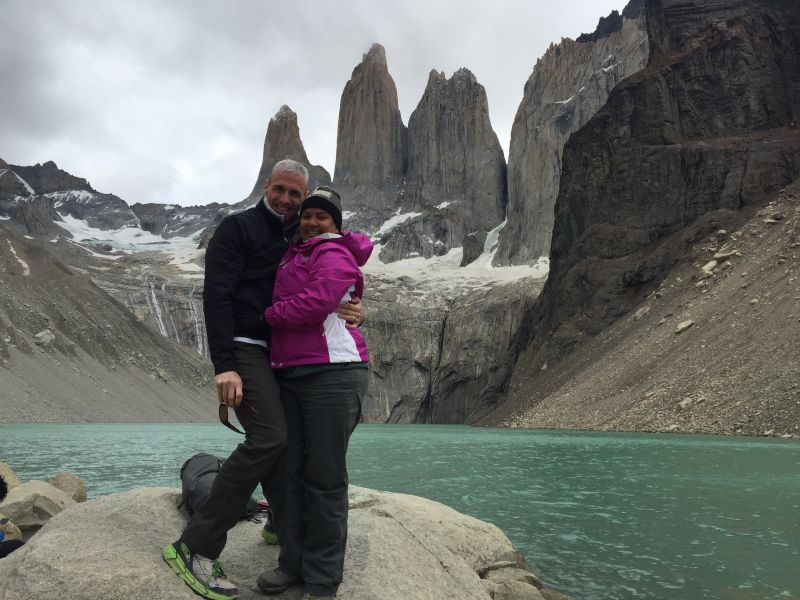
[0, 486, 555, 600]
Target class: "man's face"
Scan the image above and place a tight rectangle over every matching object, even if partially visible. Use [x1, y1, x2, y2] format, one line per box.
[265, 170, 306, 216]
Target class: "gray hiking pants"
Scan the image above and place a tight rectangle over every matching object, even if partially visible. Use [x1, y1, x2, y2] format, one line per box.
[181, 342, 287, 558]
[276, 367, 366, 597]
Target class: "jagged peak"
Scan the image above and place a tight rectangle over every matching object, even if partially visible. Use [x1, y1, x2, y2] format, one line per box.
[42, 160, 58, 169]
[271, 105, 297, 122]
[363, 43, 387, 66]
[451, 67, 477, 83]
[0, 157, 8, 168]
[576, 7, 628, 43]
[427, 69, 447, 85]
[621, 0, 645, 19]
[425, 68, 478, 89]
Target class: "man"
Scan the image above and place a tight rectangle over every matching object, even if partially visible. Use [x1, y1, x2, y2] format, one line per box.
[163, 159, 362, 600]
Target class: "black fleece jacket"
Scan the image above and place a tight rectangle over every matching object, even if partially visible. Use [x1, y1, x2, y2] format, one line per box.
[203, 200, 296, 375]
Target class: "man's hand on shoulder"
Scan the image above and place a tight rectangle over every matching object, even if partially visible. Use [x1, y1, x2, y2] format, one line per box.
[215, 371, 243, 407]
[336, 297, 365, 329]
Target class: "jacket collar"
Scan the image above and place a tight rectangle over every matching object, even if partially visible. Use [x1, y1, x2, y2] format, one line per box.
[256, 197, 298, 235]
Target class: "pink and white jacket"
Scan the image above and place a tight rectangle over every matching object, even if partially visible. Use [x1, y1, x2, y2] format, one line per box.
[264, 232, 373, 369]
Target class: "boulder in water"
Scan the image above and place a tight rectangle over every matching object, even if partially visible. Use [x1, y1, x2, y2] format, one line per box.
[48, 472, 87, 503]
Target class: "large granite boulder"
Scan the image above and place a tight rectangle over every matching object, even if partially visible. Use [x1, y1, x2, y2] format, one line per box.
[0, 463, 21, 489]
[495, 0, 648, 265]
[507, 0, 800, 388]
[0, 486, 551, 600]
[334, 43, 407, 231]
[0, 480, 75, 533]
[48, 472, 87, 503]
[377, 68, 507, 265]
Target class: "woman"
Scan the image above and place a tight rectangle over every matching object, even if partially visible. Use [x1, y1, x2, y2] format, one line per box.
[257, 186, 372, 600]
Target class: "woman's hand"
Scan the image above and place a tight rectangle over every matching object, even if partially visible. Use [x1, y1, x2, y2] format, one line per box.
[336, 297, 364, 329]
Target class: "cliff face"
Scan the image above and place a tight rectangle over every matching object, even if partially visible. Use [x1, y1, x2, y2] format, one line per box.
[495, 3, 649, 265]
[245, 105, 331, 203]
[377, 69, 507, 265]
[334, 44, 407, 230]
[507, 0, 800, 389]
[362, 275, 543, 423]
[428, 280, 539, 422]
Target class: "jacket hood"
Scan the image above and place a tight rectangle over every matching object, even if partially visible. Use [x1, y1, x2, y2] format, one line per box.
[295, 232, 373, 266]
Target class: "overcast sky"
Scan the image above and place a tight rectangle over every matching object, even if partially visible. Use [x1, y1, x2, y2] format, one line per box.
[1, 0, 626, 206]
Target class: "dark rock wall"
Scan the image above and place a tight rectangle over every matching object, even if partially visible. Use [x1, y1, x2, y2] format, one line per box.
[53, 192, 140, 231]
[428, 281, 539, 423]
[9, 161, 94, 195]
[507, 0, 800, 393]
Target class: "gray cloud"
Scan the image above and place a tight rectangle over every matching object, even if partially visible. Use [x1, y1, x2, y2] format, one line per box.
[1, 0, 627, 206]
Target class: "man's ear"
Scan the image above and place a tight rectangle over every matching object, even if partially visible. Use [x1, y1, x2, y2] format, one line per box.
[263, 178, 271, 193]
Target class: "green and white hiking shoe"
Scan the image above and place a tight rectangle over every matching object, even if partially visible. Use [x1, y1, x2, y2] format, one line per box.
[163, 540, 238, 599]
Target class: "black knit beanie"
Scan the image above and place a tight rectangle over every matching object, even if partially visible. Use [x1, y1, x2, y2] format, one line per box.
[300, 186, 343, 232]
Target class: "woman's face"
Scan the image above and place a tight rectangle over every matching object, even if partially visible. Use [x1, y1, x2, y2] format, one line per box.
[300, 207, 338, 240]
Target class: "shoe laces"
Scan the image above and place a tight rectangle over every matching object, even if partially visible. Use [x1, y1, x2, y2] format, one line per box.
[211, 560, 226, 579]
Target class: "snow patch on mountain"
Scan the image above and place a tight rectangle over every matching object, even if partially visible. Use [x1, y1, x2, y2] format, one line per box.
[366, 240, 547, 298]
[12, 172, 34, 196]
[470, 219, 507, 269]
[64, 237, 122, 261]
[373, 209, 423, 238]
[48, 190, 94, 205]
[168, 246, 205, 272]
[6, 240, 30, 276]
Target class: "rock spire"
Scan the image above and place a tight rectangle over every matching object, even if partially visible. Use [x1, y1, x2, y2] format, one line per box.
[377, 67, 507, 264]
[333, 43, 407, 230]
[246, 105, 330, 202]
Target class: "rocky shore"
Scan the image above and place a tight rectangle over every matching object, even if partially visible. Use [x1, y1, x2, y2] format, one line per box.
[0, 463, 566, 600]
[489, 179, 800, 437]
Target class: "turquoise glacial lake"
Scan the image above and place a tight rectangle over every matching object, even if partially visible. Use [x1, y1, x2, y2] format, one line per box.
[1, 424, 798, 599]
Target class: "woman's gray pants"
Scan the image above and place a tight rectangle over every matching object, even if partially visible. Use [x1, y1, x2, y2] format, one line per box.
[275, 367, 366, 597]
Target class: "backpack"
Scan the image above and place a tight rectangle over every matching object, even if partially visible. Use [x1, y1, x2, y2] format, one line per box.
[179, 452, 258, 519]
